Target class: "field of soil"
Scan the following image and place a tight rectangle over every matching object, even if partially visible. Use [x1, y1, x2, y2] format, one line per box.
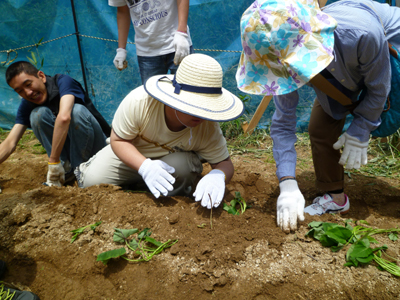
[0, 132, 399, 299]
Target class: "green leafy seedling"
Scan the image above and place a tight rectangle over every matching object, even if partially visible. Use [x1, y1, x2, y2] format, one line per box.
[389, 232, 398, 241]
[97, 227, 178, 264]
[223, 191, 247, 215]
[306, 221, 400, 277]
[96, 248, 126, 265]
[70, 221, 102, 243]
[113, 228, 139, 243]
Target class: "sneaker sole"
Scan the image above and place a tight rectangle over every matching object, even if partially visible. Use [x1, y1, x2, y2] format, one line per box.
[326, 208, 350, 215]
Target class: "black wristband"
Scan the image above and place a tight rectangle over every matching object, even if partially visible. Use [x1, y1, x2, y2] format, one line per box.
[279, 177, 296, 183]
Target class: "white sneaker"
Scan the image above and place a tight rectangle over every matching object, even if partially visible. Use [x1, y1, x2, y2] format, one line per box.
[304, 194, 350, 216]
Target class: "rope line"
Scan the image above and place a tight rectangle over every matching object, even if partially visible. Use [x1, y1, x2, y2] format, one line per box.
[0, 33, 242, 54]
[0, 33, 75, 53]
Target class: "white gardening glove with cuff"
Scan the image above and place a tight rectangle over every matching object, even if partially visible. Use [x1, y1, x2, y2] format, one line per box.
[173, 31, 190, 65]
[277, 179, 305, 233]
[113, 48, 128, 70]
[46, 161, 65, 187]
[138, 158, 176, 198]
[193, 169, 225, 209]
[333, 132, 368, 169]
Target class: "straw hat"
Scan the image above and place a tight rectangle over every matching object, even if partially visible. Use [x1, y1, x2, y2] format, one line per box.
[236, 0, 337, 96]
[144, 54, 245, 122]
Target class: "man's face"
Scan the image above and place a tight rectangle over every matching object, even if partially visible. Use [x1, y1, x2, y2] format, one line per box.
[8, 71, 48, 105]
[175, 110, 206, 128]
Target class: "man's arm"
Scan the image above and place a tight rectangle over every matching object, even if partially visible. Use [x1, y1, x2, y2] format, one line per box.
[48, 94, 74, 163]
[176, 0, 189, 33]
[110, 128, 146, 170]
[174, 0, 191, 65]
[110, 129, 175, 198]
[210, 156, 234, 183]
[0, 124, 27, 164]
[271, 93, 305, 233]
[117, 5, 131, 49]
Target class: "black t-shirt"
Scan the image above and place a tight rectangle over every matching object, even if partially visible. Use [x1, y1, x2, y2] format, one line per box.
[15, 74, 86, 128]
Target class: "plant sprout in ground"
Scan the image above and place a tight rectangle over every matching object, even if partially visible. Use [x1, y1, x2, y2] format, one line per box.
[70, 221, 102, 243]
[305, 220, 400, 277]
[96, 227, 178, 265]
[223, 191, 247, 215]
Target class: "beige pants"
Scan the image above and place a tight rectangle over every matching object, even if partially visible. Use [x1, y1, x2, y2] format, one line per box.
[76, 145, 203, 196]
[308, 99, 346, 192]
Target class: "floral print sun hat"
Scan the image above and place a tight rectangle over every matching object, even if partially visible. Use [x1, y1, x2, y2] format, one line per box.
[236, 0, 337, 96]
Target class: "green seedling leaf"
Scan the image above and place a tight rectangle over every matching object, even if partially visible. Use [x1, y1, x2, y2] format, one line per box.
[145, 236, 163, 247]
[90, 221, 102, 231]
[326, 227, 353, 245]
[138, 228, 152, 240]
[346, 241, 373, 263]
[389, 232, 398, 241]
[96, 247, 126, 265]
[223, 202, 239, 215]
[309, 221, 400, 277]
[129, 239, 139, 251]
[70, 221, 102, 243]
[322, 222, 340, 232]
[320, 234, 339, 247]
[234, 192, 248, 213]
[358, 220, 369, 225]
[366, 236, 378, 244]
[344, 261, 355, 267]
[331, 245, 344, 252]
[345, 222, 354, 231]
[305, 227, 325, 241]
[113, 228, 138, 243]
[356, 256, 374, 264]
[308, 221, 323, 228]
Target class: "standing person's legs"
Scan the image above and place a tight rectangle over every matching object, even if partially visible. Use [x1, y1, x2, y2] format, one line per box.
[137, 46, 195, 84]
[76, 147, 203, 197]
[308, 98, 346, 192]
[306, 98, 350, 215]
[137, 55, 170, 85]
[67, 104, 107, 170]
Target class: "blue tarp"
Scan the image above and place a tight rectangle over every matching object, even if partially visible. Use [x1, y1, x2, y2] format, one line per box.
[0, 0, 350, 132]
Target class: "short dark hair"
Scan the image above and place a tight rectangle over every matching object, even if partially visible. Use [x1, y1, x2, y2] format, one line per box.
[6, 61, 39, 85]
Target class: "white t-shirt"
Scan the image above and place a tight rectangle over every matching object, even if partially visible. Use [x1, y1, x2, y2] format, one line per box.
[109, 0, 192, 56]
[112, 86, 229, 164]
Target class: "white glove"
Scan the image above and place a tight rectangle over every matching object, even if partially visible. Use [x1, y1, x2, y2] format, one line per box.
[138, 158, 176, 198]
[173, 31, 190, 65]
[333, 132, 368, 169]
[193, 169, 225, 209]
[113, 48, 128, 70]
[277, 179, 305, 233]
[46, 162, 65, 187]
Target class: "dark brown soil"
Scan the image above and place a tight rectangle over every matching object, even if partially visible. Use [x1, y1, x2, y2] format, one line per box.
[1, 133, 399, 299]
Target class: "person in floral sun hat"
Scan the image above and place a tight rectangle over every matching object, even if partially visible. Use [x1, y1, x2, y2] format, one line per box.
[237, 0, 400, 232]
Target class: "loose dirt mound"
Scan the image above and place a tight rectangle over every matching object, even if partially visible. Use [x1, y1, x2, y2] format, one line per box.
[1, 134, 399, 299]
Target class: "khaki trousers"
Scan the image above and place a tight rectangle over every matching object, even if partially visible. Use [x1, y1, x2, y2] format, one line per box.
[308, 99, 346, 192]
[77, 145, 203, 196]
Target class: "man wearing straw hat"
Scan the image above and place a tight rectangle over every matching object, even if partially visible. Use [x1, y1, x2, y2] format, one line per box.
[237, 0, 400, 232]
[76, 53, 244, 208]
